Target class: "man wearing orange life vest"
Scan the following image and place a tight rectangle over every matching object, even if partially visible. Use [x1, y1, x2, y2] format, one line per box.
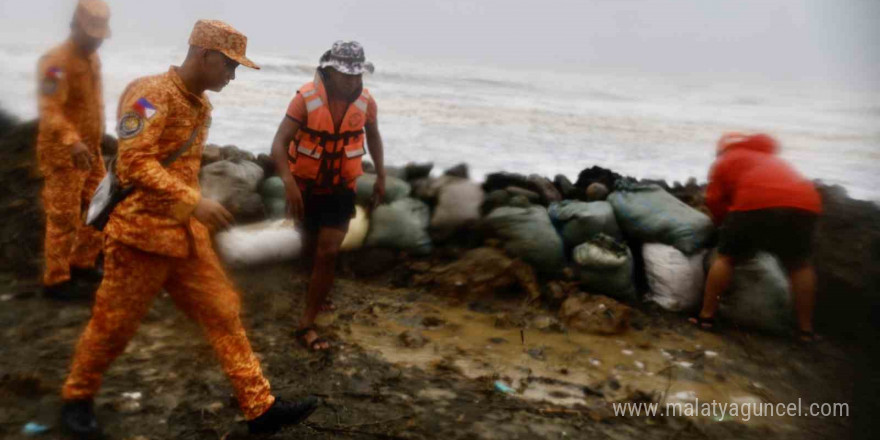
[270, 41, 386, 351]
[59, 20, 318, 437]
[36, 0, 110, 299]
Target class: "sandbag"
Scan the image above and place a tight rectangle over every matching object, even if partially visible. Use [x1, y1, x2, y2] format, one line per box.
[431, 179, 484, 231]
[573, 234, 636, 301]
[356, 173, 411, 206]
[483, 206, 565, 274]
[643, 243, 706, 311]
[214, 219, 301, 267]
[365, 198, 432, 255]
[341, 206, 369, 251]
[200, 160, 265, 220]
[549, 200, 621, 248]
[715, 252, 793, 333]
[608, 182, 713, 254]
[260, 176, 287, 219]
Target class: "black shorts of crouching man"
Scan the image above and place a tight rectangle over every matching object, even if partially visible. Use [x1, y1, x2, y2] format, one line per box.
[717, 207, 819, 269]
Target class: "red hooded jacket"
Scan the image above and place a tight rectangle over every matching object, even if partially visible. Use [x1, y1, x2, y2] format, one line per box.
[705, 134, 822, 225]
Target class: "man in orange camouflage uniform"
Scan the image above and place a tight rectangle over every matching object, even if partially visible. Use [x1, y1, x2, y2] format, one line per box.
[37, 0, 109, 299]
[59, 20, 317, 438]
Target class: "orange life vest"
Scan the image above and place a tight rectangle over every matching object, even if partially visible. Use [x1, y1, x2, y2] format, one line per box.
[288, 72, 369, 189]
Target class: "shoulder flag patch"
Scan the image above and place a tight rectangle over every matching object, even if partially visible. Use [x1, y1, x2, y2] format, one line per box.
[133, 97, 157, 119]
[46, 67, 63, 80]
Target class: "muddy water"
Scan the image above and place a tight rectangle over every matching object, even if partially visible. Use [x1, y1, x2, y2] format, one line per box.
[334, 296, 796, 430]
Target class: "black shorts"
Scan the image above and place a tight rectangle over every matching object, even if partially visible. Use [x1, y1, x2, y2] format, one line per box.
[301, 190, 356, 235]
[718, 208, 818, 266]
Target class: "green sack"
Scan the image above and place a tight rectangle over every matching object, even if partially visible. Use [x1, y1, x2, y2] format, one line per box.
[365, 198, 433, 255]
[483, 206, 566, 275]
[608, 182, 713, 254]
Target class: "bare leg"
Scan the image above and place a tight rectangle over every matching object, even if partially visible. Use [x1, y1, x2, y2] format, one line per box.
[298, 226, 346, 350]
[697, 254, 736, 322]
[787, 261, 817, 337]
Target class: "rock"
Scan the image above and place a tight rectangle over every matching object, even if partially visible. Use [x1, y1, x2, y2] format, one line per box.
[527, 346, 547, 361]
[528, 174, 562, 204]
[444, 163, 469, 178]
[404, 162, 434, 181]
[532, 315, 554, 330]
[219, 144, 255, 163]
[559, 294, 631, 335]
[399, 330, 430, 348]
[199, 160, 266, 222]
[483, 172, 537, 193]
[554, 174, 574, 198]
[505, 186, 541, 204]
[586, 183, 609, 201]
[201, 144, 222, 165]
[574, 166, 627, 194]
[413, 247, 541, 303]
[255, 153, 276, 177]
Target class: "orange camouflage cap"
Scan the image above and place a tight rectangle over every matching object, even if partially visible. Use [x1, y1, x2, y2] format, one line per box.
[74, 0, 111, 39]
[188, 19, 260, 70]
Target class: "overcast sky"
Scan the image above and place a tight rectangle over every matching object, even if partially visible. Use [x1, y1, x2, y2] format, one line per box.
[0, 0, 878, 87]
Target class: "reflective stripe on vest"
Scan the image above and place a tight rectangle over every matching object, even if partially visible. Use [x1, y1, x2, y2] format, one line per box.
[306, 97, 324, 113]
[345, 145, 366, 158]
[297, 144, 321, 159]
[302, 89, 317, 98]
[354, 98, 368, 112]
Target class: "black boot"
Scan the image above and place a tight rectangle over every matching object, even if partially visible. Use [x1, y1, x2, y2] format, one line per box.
[60, 399, 101, 438]
[247, 396, 319, 434]
[71, 266, 104, 284]
[43, 280, 84, 301]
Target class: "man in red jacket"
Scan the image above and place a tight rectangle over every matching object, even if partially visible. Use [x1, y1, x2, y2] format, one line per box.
[692, 133, 822, 341]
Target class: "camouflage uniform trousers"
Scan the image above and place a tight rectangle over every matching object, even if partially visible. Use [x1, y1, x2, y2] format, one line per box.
[62, 238, 275, 420]
[42, 162, 105, 286]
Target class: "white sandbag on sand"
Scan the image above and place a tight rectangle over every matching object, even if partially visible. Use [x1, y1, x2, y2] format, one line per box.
[215, 219, 301, 267]
[643, 243, 706, 311]
[341, 206, 369, 251]
[608, 182, 713, 254]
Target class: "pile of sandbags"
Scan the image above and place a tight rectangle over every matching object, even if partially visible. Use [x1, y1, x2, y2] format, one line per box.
[200, 160, 265, 222]
[549, 200, 621, 248]
[365, 198, 433, 255]
[572, 233, 636, 301]
[608, 182, 714, 254]
[483, 205, 566, 275]
[643, 243, 706, 311]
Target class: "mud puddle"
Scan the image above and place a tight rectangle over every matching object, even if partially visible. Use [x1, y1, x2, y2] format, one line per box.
[330, 295, 795, 431]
